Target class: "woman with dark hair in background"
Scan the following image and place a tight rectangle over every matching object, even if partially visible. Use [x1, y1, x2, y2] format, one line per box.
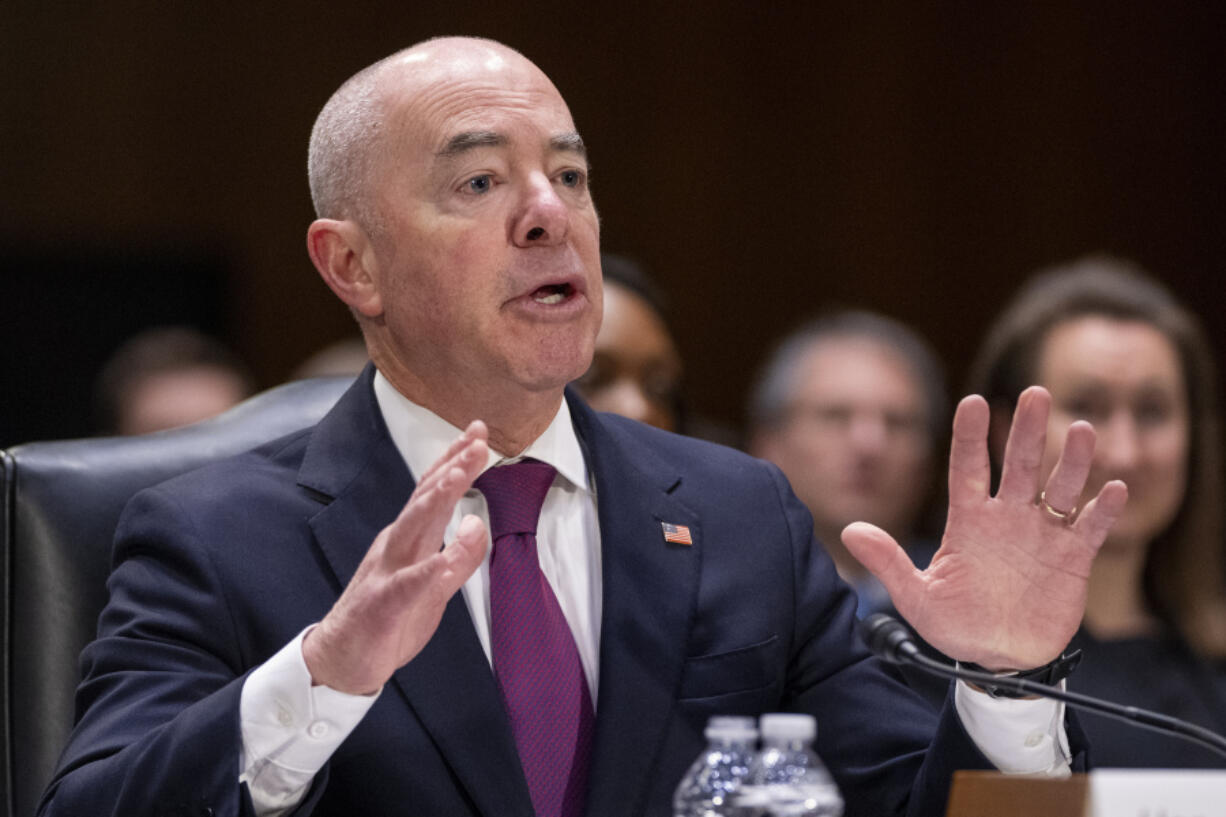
[966, 255, 1226, 767]
[571, 253, 685, 432]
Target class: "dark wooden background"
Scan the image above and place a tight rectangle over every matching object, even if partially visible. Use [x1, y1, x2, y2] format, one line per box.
[4, 2, 1223, 445]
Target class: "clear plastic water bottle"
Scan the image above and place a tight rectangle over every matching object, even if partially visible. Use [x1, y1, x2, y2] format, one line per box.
[735, 714, 843, 817]
[672, 715, 759, 817]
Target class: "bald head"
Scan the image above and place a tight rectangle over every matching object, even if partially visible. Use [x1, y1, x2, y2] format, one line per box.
[307, 37, 560, 238]
[303, 36, 601, 448]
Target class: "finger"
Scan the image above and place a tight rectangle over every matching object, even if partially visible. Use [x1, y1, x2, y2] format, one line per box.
[436, 514, 489, 593]
[413, 433, 488, 506]
[1040, 420, 1096, 516]
[947, 395, 992, 509]
[842, 521, 923, 613]
[996, 386, 1051, 502]
[388, 439, 488, 563]
[411, 442, 486, 521]
[408, 514, 488, 612]
[1071, 479, 1128, 549]
[383, 469, 461, 566]
[417, 421, 489, 492]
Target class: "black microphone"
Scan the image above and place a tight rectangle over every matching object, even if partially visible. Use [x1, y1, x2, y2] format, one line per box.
[860, 613, 1226, 761]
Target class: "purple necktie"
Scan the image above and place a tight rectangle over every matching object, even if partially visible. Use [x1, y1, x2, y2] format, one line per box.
[475, 459, 594, 817]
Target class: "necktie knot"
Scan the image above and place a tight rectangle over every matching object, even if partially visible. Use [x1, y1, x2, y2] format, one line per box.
[474, 459, 557, 539]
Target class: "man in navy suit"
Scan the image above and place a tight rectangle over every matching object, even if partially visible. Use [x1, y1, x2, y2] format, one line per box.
[39, 37, 1126, 817]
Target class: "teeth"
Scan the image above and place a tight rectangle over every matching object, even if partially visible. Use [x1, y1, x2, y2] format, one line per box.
[534, 291, 565, 305]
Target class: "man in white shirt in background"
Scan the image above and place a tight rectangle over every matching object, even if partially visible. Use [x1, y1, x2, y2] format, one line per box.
[748, 310, 947, 618]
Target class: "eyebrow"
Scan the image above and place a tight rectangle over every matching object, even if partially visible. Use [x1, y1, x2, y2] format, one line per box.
[437, 131, 507, 157]
[550, 131, 587, 157]
[435, 130, 588, 159]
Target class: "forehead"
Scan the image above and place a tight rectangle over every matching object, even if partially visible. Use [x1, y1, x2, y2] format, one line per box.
[1039, 317, 1183, 385]
[379, 48, 577, 156]
[795, 337, 924, 404]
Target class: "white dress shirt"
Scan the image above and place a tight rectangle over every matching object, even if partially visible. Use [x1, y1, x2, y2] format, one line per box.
[238, 372, 1068, 815]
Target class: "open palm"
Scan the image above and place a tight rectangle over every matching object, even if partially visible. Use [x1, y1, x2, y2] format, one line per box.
[844, 387, 1128, 670]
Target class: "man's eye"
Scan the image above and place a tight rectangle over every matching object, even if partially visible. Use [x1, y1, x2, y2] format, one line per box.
[559, 170, 582, 188]
[466, 175, 492, 194]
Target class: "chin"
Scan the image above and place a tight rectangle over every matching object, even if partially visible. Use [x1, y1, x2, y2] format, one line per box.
[1101, 518, 1164, 555]
[511, 358, 593, 394]
[519, 337, 595, 387]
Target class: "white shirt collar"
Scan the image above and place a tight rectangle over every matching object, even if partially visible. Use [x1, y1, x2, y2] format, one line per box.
[372, 370, 590, 492]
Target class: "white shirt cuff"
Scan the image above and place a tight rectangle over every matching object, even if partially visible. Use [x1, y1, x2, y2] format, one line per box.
[239, 627, 381, 816]
[954, 679, 1072, 775]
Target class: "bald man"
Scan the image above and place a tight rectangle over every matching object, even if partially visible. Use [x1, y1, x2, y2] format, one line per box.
[40, 38, 1126, 817]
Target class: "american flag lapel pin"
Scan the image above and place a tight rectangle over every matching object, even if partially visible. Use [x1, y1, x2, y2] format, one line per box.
[661, 521, 693, 546]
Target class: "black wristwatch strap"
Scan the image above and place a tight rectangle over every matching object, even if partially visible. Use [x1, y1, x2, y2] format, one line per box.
[960, 650, 1083, 699]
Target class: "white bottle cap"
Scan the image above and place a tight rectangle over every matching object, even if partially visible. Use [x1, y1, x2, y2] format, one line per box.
[758, 713, 816, 742]
[705, 715, 758, 742]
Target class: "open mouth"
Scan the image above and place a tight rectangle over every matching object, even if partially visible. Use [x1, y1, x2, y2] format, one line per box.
[532, 282, 575, 305]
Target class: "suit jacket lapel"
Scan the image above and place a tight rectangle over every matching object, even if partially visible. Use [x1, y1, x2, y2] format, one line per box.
[299, 368, 534, 817]
[568, 394, 702, 817]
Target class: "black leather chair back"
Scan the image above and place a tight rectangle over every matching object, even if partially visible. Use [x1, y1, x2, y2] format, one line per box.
[0, 376, 353, 817]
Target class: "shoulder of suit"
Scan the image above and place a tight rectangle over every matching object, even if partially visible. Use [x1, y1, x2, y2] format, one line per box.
[146, 425, 315, 505]
[594, 412, 772, 479]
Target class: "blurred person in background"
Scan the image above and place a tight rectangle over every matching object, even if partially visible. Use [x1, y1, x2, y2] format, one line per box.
[748, 310, 948, 617]
[967, 255, 1226, 767]
[94, 325, 255, 435]
[571, 253, 684, 432]
[293, 336, 370, 380]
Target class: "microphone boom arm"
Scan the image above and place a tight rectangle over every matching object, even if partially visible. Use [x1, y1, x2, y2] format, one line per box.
[861, 613, 1226, 761]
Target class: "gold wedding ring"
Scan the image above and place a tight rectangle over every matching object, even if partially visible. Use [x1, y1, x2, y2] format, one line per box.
[1037, 490, 1075, 523]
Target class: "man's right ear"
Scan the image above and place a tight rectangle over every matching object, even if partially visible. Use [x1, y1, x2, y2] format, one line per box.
[306, 219, 383, 318]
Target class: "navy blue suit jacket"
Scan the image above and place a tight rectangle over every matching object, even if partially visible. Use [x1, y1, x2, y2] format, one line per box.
[39, 369, 1059, 817]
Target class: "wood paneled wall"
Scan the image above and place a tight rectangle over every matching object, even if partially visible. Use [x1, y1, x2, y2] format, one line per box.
[3, 2, 1223, 442]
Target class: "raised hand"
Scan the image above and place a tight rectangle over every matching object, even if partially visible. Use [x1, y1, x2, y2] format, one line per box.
[843, 386, 1128, 670]
[303, 420, 491, 694]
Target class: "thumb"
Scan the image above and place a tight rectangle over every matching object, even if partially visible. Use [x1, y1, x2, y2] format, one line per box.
[440, 514, 488, 592]
[842, 521, 920, 610]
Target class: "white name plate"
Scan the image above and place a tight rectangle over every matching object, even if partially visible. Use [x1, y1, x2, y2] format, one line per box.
[1090, 769, 1226, 817]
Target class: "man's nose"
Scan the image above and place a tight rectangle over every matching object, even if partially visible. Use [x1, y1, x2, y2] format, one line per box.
[512, 173, 568, 246]
[847, 412, 889, 452]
